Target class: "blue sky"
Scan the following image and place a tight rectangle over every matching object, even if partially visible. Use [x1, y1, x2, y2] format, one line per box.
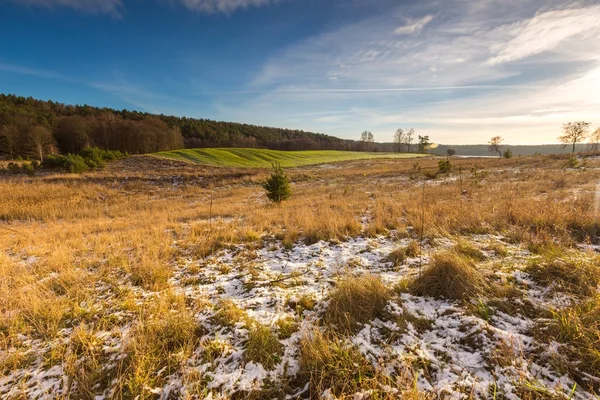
[1, 0, 599, 144]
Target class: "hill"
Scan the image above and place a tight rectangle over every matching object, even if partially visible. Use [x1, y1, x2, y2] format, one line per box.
[154, 148, 426, 168]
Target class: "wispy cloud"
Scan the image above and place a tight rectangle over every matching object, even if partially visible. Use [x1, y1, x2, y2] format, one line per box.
[12, 0, 123, 16]
[394, 15, 434, 35]
[231, 0, 600, 143]
[488, 5, 600, 65]
[8, 0, 281, 15]
[178, 0, 280, 14]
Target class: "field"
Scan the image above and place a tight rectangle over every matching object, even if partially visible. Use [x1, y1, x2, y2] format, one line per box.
[1, 153, 600, 399]
[153, 148, 426, 167]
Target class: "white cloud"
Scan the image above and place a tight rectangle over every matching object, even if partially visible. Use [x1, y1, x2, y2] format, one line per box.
[394, 15, 434, 35]
[178, 0, 279, 13]
[225, 1, 600, 144]
[13, 0, 123, 16]
[488, 5, 600, 65]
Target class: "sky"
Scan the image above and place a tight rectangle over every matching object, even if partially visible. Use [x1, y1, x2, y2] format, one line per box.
[1, 0, 599, 144]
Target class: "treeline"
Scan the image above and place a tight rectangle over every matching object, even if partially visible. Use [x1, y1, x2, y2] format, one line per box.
[0, 94, 363, 160]
[0, 94, 184, 159]
[429, 144, 592, 157]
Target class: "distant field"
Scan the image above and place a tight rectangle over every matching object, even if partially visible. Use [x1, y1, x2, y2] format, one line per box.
[154, 148, 427, 167]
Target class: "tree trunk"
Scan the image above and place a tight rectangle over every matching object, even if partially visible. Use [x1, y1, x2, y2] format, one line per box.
[572, 142, 576, 153]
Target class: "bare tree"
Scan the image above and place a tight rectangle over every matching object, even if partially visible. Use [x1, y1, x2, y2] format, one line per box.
[393, 129, 405, 152]
[559, 121, 590, 153]
[405, 128, 414, 153]
[360, 131, 375, 151]
[28, 126, 54, 161]
[488, 136, 503, 158]
[587, 128, 600, 153]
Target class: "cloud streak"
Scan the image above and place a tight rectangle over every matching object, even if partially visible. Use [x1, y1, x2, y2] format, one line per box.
[12, 0, 123, 16]
[394, 15, 434, 35]
[179, 0, 280, 14]
[8, 0, 281, 15]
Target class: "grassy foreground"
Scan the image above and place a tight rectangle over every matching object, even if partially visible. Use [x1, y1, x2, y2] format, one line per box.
[154, 148, 427, 167]
[1, 154, 600, 399]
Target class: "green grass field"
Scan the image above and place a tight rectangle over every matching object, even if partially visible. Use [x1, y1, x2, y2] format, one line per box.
[153, 148, 427, 168]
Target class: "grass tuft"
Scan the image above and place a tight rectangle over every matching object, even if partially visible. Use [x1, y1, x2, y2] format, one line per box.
[410, 251, 490, 301]
[524, 253, 600, 296]
[323, 274, 391, 335]
[244, 323, 284, 369]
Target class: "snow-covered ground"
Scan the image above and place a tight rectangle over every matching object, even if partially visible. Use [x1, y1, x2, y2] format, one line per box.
[1, 232, 597, 399]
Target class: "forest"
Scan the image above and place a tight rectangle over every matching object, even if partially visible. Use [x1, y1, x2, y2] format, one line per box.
[0, 94, 362, 159]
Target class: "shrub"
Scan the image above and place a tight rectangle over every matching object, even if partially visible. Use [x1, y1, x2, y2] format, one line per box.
[410, 251, 489, 301]
[41, 147, 126, 173]
[263, 162, 292, 203]
[438, 158, 452, 173]
[65, 155, 90, 173]
[566, 155, 579, 168]
[42, 154, 68, 169]
[503, 149, 513, 159]
[323, 274, 391, 334]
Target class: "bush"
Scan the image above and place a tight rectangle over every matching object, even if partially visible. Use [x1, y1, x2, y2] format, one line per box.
[438, 158, 452, 173]
[65, 155, 89, 173]
[566, 155, 579, 168]
[263, 162, 291, 203]
[503, 149, 513, 159]
[4, 162, 36, 176]
[41, 147, 126, 174]
[42, 155, 68, 169]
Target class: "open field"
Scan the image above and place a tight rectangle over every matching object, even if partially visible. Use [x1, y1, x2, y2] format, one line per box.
[1, 154, 600, 399]
[153, 148, 427, 167]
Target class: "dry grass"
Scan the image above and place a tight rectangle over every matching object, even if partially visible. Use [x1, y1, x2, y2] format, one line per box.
[386, 240, 420, 266]
[323, 274, 392, 335]
[1, 154, 599, 397]
[410, 251, 491, 301]
[524, 252, 600, 296]
[296, 329, 424, 399]
[244, 323, 284, 369]
[535, 296, 600, 391]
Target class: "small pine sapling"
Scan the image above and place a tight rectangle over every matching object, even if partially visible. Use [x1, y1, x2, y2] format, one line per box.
[263, 162, 292, 203]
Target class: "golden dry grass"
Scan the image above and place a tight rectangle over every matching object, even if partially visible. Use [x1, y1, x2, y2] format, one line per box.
[1, 153, 599, 397]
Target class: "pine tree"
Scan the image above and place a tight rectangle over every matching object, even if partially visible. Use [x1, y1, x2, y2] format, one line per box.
[263, 162, 291, 203]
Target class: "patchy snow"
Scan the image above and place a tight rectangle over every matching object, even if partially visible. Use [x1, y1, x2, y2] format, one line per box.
[1, 232, 597, 399]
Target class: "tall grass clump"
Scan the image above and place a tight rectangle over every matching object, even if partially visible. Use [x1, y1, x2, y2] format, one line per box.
[410, 251, 489, 301]
[117, 296, 201, 398]
[323, 274, 391, 335]
[297, 329, 378, 398]
[244, 323, 284, 369]
[524, 254, 600, 296]
[535, 296, 600, 391]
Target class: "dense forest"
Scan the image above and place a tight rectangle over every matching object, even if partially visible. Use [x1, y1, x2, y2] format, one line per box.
[0, 94, 362, 160]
